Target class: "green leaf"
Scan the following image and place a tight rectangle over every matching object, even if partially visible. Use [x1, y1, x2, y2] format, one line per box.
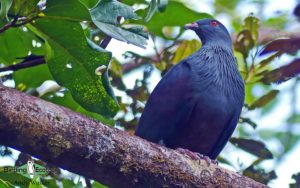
[29, 179, 43, 188]
[40, 178, 59, 188]
[79, 0, 99, 9]
[13, 64, 53, 89]
[214, 0, 239, 14]
[243, 165, 277, 184]
[44, 0, 91, 21]
[0, 0, 13, 21]
[265, 13, 288, 30]
[144, 0, 157, 22]
[92, 22, 148, 48]
[91, 0, 148, 48]
[9, 0, 39, 16]
[138, 1, 212, 37]
[230, 137, 273, 159]
[0, 178, 10, 188]
[172, 39, 201, 63]
[122, 0, 145, 5]
[91, 0, 139, 24]
[30, 18, 119, 117]
[0, 27, 45, 65]
[243, 15, 259, 43]
[44, 90, 114, 125]
[249, 90, 279, 110]
[0, 171, 32, 188]
[260, 59, 300, 85]
[92, 181, 108, 188]
[62, 179, 76, 188]
[234, 30, 254, 58]
[287, 114, 300, 124]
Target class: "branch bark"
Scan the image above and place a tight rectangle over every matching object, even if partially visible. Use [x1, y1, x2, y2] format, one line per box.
[0, 84, 267, 188]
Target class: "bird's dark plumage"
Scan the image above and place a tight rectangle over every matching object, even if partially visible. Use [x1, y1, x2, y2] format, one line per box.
[135, 19, 245, 159]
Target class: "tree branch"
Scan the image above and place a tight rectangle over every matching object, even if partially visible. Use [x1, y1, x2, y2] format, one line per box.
[0, 56, 45, 72]
[0, 16, 39, 33]
[99, 36, 112, 49]
[0, 84, 267, 188]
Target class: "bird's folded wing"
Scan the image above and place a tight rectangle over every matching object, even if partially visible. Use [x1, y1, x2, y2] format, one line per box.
[135, 61, 195, 143]
[207, 112, 240, 159]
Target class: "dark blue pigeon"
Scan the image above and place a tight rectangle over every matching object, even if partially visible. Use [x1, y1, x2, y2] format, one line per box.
[135, 19, 245, 160]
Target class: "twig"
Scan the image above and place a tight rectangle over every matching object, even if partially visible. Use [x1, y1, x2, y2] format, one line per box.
[0, 57, 45, 73]
[13, 16, 39, 27]
[0, 16, 39, 33]
[0, 17, 18, 33]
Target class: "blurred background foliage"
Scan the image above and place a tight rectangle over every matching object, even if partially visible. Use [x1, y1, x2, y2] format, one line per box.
[0, 0, 300, 187]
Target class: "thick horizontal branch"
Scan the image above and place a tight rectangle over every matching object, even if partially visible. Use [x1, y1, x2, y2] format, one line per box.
[0, 85, 267, 188]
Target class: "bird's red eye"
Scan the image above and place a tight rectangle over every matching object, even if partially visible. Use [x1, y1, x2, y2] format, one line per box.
[210, 21, 218, 27]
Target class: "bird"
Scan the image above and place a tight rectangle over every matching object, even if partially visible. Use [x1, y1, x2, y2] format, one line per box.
[135, 18, 245, 160]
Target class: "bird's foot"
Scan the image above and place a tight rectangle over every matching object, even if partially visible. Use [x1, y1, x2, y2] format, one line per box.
[200, 156, 218, 166]
[176, 148, 200, 160]
[175, 148, 218, 166]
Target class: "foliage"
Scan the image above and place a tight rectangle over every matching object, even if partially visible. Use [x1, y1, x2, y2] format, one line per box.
[0, 0, 300, 187]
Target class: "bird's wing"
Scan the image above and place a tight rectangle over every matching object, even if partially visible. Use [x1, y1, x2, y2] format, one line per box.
[207, 111, 241, 159]
[135, 61, 195, 143]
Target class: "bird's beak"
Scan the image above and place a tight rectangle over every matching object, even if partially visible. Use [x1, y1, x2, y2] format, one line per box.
[184, 22, 199, 30]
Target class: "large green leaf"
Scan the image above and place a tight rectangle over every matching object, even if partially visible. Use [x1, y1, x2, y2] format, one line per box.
[44, 0, 91, 21]
[13, 64, 53, 89]
[0, 0, 13, 20]
[30, 18, 119, 117]
[0, 27, 45, 65]
[0, 178, 11, 188]
[79, 0, 99, 9]
[136, 1, 212, 37]
[44, 90, 114, 125]
[122, 0, 145, 5]
[9, 0, 39, 16]
[91, 0, 148, 48]
[92, 0, 139, 24]
[0, 171, 31, 188]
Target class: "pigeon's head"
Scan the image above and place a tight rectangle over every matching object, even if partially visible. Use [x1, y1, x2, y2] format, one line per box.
[185, 19, 232, 47]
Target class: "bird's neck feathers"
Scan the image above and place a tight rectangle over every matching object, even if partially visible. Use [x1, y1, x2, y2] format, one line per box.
[201, 41, 233, 53]
[193, 43, 234, 64]
[195, 29, 233, 51]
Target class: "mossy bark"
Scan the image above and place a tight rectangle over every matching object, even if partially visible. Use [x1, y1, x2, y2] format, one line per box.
[0, 85, 267, 188]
